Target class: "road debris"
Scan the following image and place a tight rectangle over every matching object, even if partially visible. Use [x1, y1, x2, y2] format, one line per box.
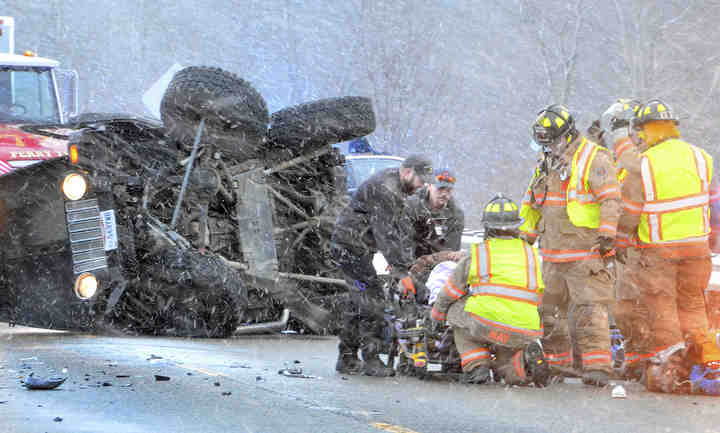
[116, 375, 130, 378]
[278, 366, 318, 379]
[154, 375, 171, 381]
[256, 376, 264, 382]
[53, 417, 62, 422]
[611, 385, 627, 398]
[102, 382, 113, 387]
[23, 373, 67, 390]
[213, 382, 221, 387]
[221, 391, 232, 396]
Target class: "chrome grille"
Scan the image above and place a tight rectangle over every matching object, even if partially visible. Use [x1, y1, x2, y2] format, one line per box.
[74, 257, 108, 274]
[69, 228, 103, 243]
[65, 198, 108, 274]
[71, 239, 105, 253]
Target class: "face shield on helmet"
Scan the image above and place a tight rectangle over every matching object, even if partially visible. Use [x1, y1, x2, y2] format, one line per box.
[529, 138, 542, 153]
[601, 99, 642, 135]
[600, 98, 642, 150]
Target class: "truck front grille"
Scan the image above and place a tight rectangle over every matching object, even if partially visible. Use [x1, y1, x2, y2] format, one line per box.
[65, 198, 108, 274]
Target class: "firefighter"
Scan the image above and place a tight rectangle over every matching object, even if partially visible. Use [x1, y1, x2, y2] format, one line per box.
[599, 98, 650, 379]
[430, 194, 550, 386]
[331, 155, 433, 376]
[619, 99, 720, 394]
[519, 104, 622, 387]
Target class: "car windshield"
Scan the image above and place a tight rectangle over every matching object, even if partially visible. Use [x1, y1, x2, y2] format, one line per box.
[0, 66, 60, 124]
[346, 157, 403, 190]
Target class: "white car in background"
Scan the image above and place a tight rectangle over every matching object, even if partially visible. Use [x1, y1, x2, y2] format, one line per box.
[344, 154, 405, 195]
[461, 229, 484, 249]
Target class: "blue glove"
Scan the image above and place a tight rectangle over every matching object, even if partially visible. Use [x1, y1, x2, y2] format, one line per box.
[690, 363, 720, 395]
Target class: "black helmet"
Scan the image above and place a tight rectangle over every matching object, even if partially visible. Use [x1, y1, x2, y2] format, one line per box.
[631, 99, 679, 129]
[482, 193, 524, 231]
[532, 104, 576, 147]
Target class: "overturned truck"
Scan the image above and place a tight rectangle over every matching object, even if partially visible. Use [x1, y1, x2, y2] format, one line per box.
[0, 66, 375, 337]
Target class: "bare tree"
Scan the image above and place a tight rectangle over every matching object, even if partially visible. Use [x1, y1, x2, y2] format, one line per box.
[327, 0, 468, 155]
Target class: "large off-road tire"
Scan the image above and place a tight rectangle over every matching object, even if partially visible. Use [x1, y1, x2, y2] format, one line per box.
[111, 247, 248, 338]
[160, 66, 269, 162]
[267, 96, 376, 158]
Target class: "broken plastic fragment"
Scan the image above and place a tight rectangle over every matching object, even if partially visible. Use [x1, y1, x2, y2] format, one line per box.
[23, 373, 67, 390]
[611, 384, 627, 398]
[278, 368, 317, 379]
[154, 375, 171, 381]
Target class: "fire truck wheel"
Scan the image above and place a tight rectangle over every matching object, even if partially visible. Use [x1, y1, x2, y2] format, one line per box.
[160, 66, 269, 162]
[267, 96, 376, 159]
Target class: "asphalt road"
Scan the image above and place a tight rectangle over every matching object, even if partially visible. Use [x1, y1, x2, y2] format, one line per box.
[1, 324, 719, 433]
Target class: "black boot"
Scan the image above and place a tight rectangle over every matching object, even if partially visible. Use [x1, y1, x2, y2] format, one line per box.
[361, 339, 395, 377]
[336, 344, 363, 374]
[461, 366, 490, 384]
[525, 340, 551, 387]
[582, 370, 610, 387]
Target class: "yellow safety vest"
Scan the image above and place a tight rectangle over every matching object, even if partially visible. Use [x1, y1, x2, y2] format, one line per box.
[465, 238, 544, 336]
[638, 138, 713, 245]
[519, 138, 614, 235]
[567, 138, 611, 228]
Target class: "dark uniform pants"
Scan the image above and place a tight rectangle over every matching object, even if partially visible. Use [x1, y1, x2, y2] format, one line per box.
[332, 242, 387, 356]
[541, 258, 614, 374]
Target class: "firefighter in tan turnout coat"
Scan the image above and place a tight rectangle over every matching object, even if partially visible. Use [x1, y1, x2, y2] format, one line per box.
[617, 99, 720, 394]
[519, 104, 622, 387]
[431, 194, 550, 386]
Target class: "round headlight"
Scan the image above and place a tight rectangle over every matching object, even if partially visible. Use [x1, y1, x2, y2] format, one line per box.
[62, 173, 87, 201]
[74, 273, 98, 300]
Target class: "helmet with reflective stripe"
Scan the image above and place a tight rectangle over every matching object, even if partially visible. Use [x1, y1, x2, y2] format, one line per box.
[532, 104, 576, 147]
[482, 193, 524, 231]
[602, 98, 642, 131]
[631, 99, 679, 129]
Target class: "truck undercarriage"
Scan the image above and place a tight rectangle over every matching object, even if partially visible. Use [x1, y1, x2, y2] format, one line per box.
[0, 66, 375, 337]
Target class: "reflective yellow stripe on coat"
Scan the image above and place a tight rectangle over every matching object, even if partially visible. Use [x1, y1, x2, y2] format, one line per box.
[465, 238, 544, 336]
[567, 138, 616, 228]
[519, 165, 542, 240]
[519, 140, 615, 239]
[638, 139, 713, 245]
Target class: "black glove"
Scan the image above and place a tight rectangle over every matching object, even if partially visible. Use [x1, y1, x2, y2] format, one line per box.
[596, 236, 616, 258]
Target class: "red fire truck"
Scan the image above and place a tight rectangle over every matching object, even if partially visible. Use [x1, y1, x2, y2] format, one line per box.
[0, 16, 78, 173]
